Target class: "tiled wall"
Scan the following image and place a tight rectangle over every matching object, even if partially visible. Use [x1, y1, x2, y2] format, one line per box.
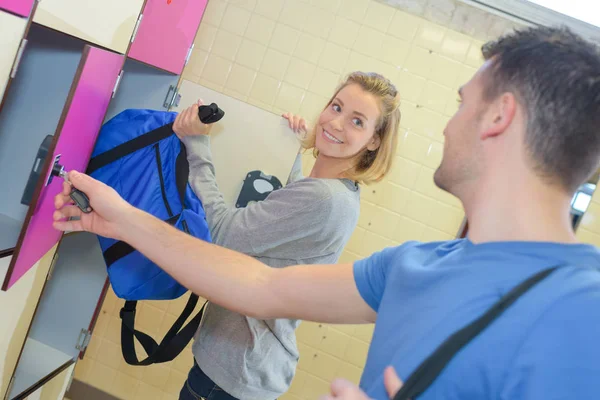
[70, 0, 543, 399]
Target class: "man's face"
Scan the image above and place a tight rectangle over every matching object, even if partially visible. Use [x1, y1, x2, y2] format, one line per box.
[434, 62, 492, 197]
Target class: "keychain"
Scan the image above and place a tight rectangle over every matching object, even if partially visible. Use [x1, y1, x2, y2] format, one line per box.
[52, 164, 93, 213]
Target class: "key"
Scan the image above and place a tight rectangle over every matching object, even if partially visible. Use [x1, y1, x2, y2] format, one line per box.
[58, 168, 93, 214]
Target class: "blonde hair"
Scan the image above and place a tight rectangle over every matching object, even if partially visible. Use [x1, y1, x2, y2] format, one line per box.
[301, 71, 401, 185]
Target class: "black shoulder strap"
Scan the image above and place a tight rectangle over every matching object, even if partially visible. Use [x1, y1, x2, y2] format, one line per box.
[86, 123, 174, 174]
[119, 295, 207, 366]
[393, 266, 559, 400]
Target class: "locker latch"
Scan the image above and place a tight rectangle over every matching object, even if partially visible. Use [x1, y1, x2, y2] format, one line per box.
[75, 329, 92, 351]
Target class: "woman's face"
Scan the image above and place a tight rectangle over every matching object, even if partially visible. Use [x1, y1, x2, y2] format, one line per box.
[315, 83, 382, 160]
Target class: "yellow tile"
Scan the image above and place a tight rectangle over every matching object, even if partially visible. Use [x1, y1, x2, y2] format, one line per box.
[245, 13, 275, 44]
[297, 343, 318, 371]
[275, 82, 305, 114]
[440, 30, 471, 63]
[87, 361, 117, 391]
[202, 0, 227, 26]
[228, 0, 257, 11]
[300, 375, 330, 400]
[294, 33, 326, 65]
[279, 0, 310, 30]
[414, 21, 447, 52]
[338, 251, 360, 264]
[353, 25, 385, 59]
[397, 131, 431, 163]
[428, 54, 461, 88]
[182, 68, 201, 84]
[424, 141, 444, 169]
[85, 333, 101, 359]
[379, 181, 411, 215]
[185, 49, 208, 78]
[202, 54, 233, 87]
[403, 46, 434, 78]
[345, 51, 374, 74]
[101, 287, 120, 316]
[92, 313, 110, 340]
[392, 216, 426, 243]
[308, 67, 340, 97]
[368, 206, 402, 239]
[396, 71, 426, 103]
[455, 65, 478, 92]
[297, 321, 326, 348]
[284, 58, 317, 90]
[576, 227, 600, 246]
[319, 42, 350, 74]
[136, 303, 165, 337]
[211, 29, 242, 61]
[235, 38, 267, 70]
[260, 49, 291, 80]
[381, 36, 410, 68]
[329, 16, 360, 49]
[110, 372, 140, 400]
[320, 328, 351, 359]
[279, 394, 302, 400]
[358, 201, 377, 230]
[363, 1, 393, 32]
[223, 89, 248, 102]
[412, 107, 447, 141]
[418, 81, 452, 114]
[220, 4, 251, 36]
[225, 63, 257, 96]
[361, 231, 396, 256]
[311, 351, 342, 381]
[404, 191, 437, 224]
[343, 337, 370, 368]
[361, 180, 384, 204]
[288, 368, 308, 396]
[337, 362, 363, 385]
[255, 0, 284, 20]
[386, 156, 421, 188]
[337, 0, 370, 23]
[353, 324, 374, 342]
[429, 200, 463, 234]
[445, 94, 460, 117]
[329, 324, 357, 336]
[74, 356, 93, 383]
[118, 357, 145, 380]
[95, 338, 122, 370]
[164, 369, 187, 395]
[270, 23, 301, 55]
[141, 363, 171, 390]
[311, 0, 340, 13]
[346, 227, 366, 254]
[161, 393, 178, 400]
[465, 40, 485, 68]
[421, 226, 454, 242]
[194, 23, 218, 52]
[173, 347, 195, 374]
[135, 382, 163, 400]
[387, 10, 421, 41]
[305, 5, 335, 39]
[299, 91, 327, 123]
[102, 315, 120, 345]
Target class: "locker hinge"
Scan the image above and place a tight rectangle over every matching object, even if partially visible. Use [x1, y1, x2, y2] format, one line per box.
[10, 39, 28, 79]
[3, 376, 15, 400]
[46, 251, 59, 282]
[112, 70, 124, 98]
[184, 44, 195, 66]
[163, 85, 181, 109]
[75, 329, 92, 351]
[131, 14, 144, 43]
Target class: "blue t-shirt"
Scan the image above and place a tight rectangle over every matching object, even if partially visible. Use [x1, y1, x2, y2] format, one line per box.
[353, 239, 600, 399]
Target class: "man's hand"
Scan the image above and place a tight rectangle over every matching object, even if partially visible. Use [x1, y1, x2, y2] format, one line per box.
[321, 367, 404, 400]
[53, 171, 134, 240]
[173, 99, 212, 139]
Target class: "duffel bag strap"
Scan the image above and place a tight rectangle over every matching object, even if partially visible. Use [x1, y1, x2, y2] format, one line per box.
[120, 294, 207, 366]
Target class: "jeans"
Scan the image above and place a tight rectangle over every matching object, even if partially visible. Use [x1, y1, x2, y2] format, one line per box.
[179, 362, 239, 400]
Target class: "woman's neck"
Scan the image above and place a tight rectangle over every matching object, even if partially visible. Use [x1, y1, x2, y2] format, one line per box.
[309, 154, 353, 180]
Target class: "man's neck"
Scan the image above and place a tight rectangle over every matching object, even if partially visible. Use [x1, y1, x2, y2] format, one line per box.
[460, 174, 578, 244]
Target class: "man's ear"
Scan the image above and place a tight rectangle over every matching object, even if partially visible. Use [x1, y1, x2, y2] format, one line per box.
[481, 92, 517, 140]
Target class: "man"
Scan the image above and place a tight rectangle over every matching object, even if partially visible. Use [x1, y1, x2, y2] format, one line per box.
[53, 26, 600, 399]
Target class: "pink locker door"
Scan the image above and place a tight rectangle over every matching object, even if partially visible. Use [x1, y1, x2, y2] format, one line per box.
[0, 0, 35, 17]
[128, 0, 208, 74]
[2, 46, 123, 290]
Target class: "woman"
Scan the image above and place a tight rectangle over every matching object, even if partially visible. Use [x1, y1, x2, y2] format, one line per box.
[173, 71, 401, 400]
